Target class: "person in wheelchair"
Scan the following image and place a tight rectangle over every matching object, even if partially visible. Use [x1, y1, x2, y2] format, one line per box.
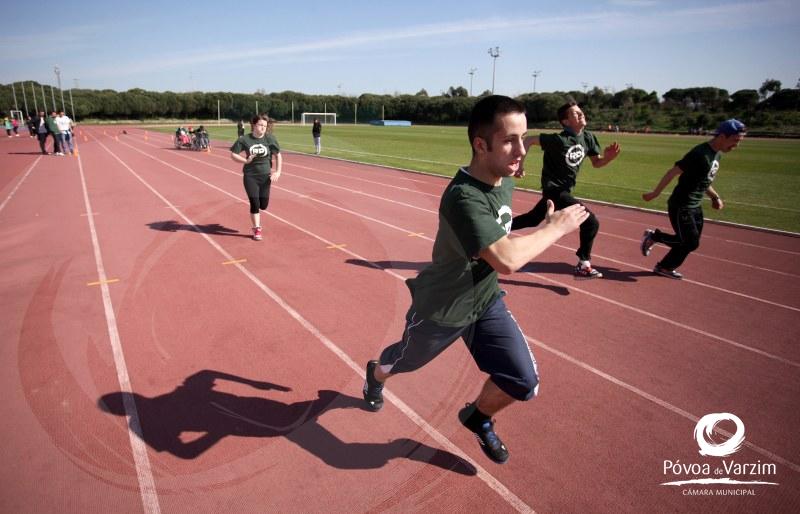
[193, 125, 209, 150]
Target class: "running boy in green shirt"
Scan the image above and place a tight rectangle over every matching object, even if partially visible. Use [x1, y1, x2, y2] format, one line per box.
[363, 96, 588, 464]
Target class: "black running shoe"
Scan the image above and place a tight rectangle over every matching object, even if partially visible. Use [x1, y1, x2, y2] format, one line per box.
[641, 229, 655, 257]
[653, 264, 683, 280]
[363, 360, 384, 411]
[458, 403, 509, 464]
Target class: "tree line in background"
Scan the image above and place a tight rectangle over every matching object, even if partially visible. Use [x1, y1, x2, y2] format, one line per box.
[1, 79, 798, 135]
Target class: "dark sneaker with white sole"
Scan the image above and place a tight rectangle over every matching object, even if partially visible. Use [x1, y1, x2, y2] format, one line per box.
[654, 264, 683, 280]
[458, 402, 509, 464]
[641, 229, 655, 257]
[363, 360, 384, 411]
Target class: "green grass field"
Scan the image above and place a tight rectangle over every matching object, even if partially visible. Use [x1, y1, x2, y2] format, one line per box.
[164, 123, 800, 233]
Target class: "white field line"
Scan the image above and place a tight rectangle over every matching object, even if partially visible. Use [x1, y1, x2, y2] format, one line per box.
[288, 162, 440, 198]
[129, 126, 800, 242]
[564, 179, 800, 213]
[118, 133, 800, 479]
[278, 141, 463, 168]
[134, 137, 800, 366]
[100, 135, 535, 514]
[122, 134, 800, 404]
[75, 149, 161, 514]
[530, 336, 800, 474]
[599, 231, 800, 279]
[0, 156, 42, 215]
[601, 214, 800, 254]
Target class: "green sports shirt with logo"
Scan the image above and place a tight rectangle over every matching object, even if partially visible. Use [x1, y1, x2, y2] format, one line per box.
[669, 142, 721, 209]
[230, 134, 280, 176]
[406, 168, 513, 326]
[538, 129, 601, 192]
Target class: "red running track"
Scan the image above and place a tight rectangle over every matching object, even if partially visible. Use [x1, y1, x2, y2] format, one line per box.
[0, 127, 798, 513]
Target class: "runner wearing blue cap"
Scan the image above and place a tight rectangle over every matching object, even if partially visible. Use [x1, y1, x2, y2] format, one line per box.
[640, 119, 746, 279]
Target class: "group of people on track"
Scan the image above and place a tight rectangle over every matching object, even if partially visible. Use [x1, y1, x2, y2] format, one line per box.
[228, 98, 746, 464]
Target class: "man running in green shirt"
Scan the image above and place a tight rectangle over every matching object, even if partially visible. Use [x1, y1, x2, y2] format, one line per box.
[362, 96, 588, 464]
[511, 101, 621, 278]
[640, 119, 746, 279]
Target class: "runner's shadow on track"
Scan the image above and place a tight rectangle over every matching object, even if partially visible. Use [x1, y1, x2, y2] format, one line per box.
[347, 259, 570, 295]
[345, 259, 428, 272]
[593, 267, 653, 283]
[520, 262, 650, 283]
[7, 151, 49, 155]
[98, 369, 476, 475]
[147, 220, 250, 238]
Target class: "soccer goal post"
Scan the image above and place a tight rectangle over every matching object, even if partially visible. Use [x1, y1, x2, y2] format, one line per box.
[301, 112, 337, 126]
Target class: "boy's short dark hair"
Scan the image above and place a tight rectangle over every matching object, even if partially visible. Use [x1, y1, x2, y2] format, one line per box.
[557, 101, 578, 123]
[468, 95, 526, 153]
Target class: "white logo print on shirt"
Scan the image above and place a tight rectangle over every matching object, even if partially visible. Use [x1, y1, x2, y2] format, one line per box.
[565, 144, 585, 167]
[250, 143, 268, 157]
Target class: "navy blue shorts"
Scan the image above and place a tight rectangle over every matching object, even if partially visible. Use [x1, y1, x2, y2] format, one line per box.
[378, 296, 539, 401]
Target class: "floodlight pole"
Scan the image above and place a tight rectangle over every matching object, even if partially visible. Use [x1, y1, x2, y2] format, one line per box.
[50, 86, 56, 113]
[31, 82, 38, 114]
[69, 88, 76, 122]
[217, 99, 221, 125]
[581, 82, 588, 94]
[54, 66, 65, 112]
[487, 47, 500, 94]
[468, 68, 477, 96]
[11, 82, 19, 112]
[41, 84, 47, 112]
[531, 70, 541, 93]
[71, 79, 78, 121]
[21, 82, 30, 115]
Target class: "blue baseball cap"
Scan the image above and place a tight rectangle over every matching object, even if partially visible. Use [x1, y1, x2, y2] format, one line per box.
[715, 119, 747, 136]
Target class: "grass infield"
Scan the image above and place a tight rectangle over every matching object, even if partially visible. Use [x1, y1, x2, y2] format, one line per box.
[157, 124, 800, 234]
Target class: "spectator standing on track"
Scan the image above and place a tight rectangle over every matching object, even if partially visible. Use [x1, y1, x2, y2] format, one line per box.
[3, 116, 11, 137]
[510, 101, 621, 279]
[311, 118, 322, 155]
[362, 95, 589, 464]
[55, 111, 75, 155]
[45, 111, 62, 155]
[34, 112, 49, 154]
[230, 114, 282, 241]
[11, 117, 20, 136]
[640, 119, 746, 280]
[26, 115, 36, 138]
[237, 119, 245, 138]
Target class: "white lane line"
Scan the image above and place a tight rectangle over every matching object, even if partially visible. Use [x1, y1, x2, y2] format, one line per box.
[115, 135, 800, 477]
[75, 149, 161, 514]
[101, 136, 534, 514]
[600, 231, 800, 279]
[569, 249, 800, 313]
[288, 162, 440, 198]
[140, 139, 799, 366]
[282, 165, 800, 312]
[602, 214, 800, 255]
[0, 156, 42, 215]
[517, 267, 800, 369]
[275, 158, 800, 282]
[529, 336, 800, 474]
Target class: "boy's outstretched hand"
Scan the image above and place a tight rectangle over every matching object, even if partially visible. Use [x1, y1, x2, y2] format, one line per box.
[545, 200, 589, 235]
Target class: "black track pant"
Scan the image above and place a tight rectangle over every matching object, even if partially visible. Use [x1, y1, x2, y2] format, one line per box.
[243, 173, 272, 214]
[511, 189, 599, 261]
[652, 204, 703, 270]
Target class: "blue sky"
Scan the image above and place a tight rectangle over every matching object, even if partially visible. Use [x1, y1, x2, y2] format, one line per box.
[2, 0, 798, 98]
